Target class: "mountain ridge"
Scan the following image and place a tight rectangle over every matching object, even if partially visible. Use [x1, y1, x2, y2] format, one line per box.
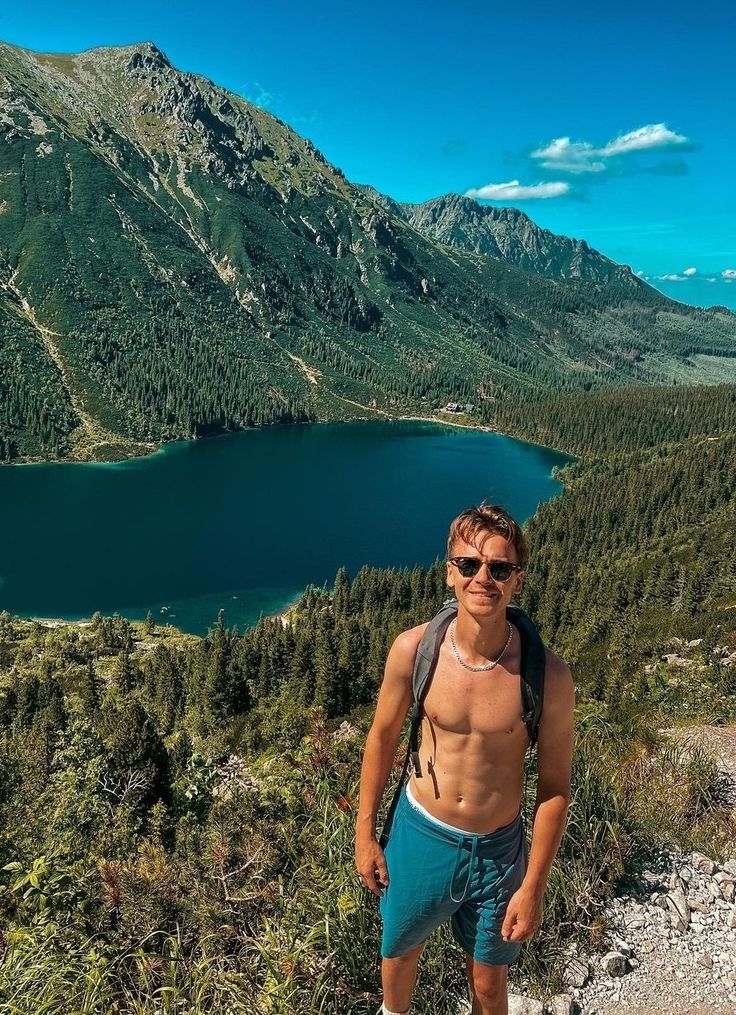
[402, 192, 642, 286]
[357, 185, 643, 287]
[0, 39, 734, 463]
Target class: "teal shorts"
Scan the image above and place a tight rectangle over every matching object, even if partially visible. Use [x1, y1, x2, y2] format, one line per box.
[379, 784, 529, 966]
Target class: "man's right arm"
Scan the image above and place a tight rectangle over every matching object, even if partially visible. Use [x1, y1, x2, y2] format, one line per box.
[355, 625, 424, 896]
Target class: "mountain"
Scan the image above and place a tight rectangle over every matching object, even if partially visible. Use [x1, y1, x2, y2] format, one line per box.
[357, 185, 630, 286]
[398, 193, 640, 285]
[0, 40, 734, 463]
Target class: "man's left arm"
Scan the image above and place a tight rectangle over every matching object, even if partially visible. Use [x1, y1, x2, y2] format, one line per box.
[502, 651, 575, 943]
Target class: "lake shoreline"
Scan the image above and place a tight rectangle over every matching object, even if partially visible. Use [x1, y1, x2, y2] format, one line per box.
[20, 590, 307, 638]
[3, 410, 576, 471]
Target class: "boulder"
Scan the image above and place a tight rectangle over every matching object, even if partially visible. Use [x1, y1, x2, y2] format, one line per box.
[601, 950, 629, 976]
[719, 881, 735, 903]
[508, 996, 545, 1015]
[666, 888, 691, 931]
[670, 872, 688, 893]
[691, 851, 717, 875]
[546, 995, 574, 1015]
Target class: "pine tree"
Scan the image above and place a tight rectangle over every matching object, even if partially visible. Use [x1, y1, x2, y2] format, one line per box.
[313, 619, 339, 717]
[205, 611, 232, 720]
[79, 661, 100, 713]
[114, 652, 137, 696]
[333, 566, 350, 616]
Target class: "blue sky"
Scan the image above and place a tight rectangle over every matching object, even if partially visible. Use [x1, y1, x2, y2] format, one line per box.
[3, 0, 735, 310]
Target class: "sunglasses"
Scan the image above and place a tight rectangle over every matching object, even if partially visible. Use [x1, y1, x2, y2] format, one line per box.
[448, 556, 523, 582]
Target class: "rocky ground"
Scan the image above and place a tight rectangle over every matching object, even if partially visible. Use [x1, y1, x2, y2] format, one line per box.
[500, 723, 736, 1015]
[563, 848, 736, 1014]
[494, 848, 736, 1015]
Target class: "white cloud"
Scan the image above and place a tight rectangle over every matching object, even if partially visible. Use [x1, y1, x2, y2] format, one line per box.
[653, 268, 736, 284]
[464, 179, 570, 201]
[531, 123, 691, 175]
[530, 138, 606, 174]
[601, 123, 689, 156]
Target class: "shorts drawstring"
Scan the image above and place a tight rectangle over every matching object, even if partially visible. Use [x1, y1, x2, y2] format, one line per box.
[450, 835, 478, 904]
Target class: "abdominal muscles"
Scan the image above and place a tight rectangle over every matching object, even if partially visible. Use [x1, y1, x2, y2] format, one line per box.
[412, 662, 530, 833]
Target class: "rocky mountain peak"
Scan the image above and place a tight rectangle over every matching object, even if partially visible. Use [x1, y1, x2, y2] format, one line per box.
[405, 192, 529, 227]
[0, 39, 352, 200]
[400, 191, 639, 286]
[125, 41, 169, 64]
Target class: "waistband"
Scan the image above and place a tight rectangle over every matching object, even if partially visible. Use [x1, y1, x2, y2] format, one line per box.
[404, 780, 523, 850]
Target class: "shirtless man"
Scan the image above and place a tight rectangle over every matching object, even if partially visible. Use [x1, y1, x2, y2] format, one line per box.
[355, 504, 575, 1015]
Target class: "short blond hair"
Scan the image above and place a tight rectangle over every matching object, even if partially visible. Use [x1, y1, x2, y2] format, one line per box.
[447, 503, 528, 568]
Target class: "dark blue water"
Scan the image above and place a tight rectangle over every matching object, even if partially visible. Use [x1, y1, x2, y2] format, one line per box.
[0, 422, 572, 634]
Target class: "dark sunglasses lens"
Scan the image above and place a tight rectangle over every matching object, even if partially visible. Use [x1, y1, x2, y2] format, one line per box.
[456, 558, 481, 577]
[489, 563, 515, 581]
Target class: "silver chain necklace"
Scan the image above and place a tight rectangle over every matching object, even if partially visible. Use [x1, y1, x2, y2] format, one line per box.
[449, 618, 513, 672]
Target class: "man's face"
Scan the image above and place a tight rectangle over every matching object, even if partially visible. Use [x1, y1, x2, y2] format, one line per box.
[446, 531, 524, 618]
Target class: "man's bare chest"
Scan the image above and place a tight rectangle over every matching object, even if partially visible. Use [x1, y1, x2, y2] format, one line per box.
[422, 650, 528, 740]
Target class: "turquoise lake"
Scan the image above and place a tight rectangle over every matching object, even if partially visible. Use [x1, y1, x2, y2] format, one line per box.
[0, 422, 572, 635]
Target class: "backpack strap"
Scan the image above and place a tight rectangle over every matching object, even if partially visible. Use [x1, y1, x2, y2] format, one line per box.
[411, 600, 546, 766]
[507, 603, 546, 747]
[408, 600, 457, 777]
[378, 602, 455, 847]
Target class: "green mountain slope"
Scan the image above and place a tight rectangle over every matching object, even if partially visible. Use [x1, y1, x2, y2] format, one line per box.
[0, 40, 734, 462]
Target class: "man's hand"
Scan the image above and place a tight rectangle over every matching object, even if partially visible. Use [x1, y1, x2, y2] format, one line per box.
[355, 836, 389, 897]
[501, 885, 543, 943]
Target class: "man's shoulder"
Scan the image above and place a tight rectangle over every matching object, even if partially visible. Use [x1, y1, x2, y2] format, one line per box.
[542, 647, 575, 702]
[383, 623, 431, 687]
[392, 622, 430, 659]
[543, 647, 574, 683]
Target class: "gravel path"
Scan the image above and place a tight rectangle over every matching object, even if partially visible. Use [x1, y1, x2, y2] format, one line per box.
[568, 849, 736, 1015]
[503, 725, 736, 1015]
[568, 725, 736, 1015]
